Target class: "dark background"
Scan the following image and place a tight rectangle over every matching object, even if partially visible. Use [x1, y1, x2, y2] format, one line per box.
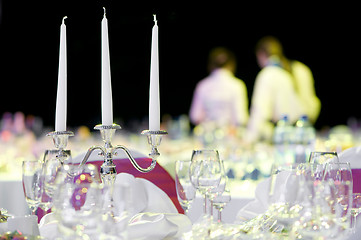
[0, 1, 359, 132]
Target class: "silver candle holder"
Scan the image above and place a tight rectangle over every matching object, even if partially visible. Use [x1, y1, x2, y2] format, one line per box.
[46, 130, 74, 161]
[79, 123, 167, 188]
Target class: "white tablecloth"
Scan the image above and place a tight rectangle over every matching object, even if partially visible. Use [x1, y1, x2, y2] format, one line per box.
[0, 176, 30, 217]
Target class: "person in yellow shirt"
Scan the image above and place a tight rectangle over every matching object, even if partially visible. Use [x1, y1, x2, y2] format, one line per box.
[247, 36, 320, 142]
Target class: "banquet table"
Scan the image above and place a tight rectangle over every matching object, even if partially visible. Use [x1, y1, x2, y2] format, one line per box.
[1, 123, 360, 239]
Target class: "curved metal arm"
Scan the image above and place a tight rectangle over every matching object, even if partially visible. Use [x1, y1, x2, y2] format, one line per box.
[113, 145, 157, 173]
[79, 146, 105, 168]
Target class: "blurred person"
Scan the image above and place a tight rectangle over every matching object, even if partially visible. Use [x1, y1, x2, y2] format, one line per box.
[189, 47, 249, 129]
[247, 36, 307, 142]
[256, 36, 320, 122]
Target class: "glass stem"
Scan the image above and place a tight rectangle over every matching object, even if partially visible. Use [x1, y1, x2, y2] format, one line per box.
[204, 194, 208, 215]
[352, 214, 357, 233]
[218, 208, 223, 223]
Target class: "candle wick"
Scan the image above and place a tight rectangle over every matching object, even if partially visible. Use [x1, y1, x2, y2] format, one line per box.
[62, 16, 68, 24]
[153, 14, 157, 24]
[103, 7, 106, 17]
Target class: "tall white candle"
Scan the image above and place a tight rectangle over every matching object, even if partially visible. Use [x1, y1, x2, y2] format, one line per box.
[55, 16, 67, 132]
[101, 7, 113, 126]
[149, 15, 160, 131]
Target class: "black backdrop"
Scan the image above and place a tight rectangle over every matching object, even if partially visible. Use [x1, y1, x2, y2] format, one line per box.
[0, 1, 359, 131]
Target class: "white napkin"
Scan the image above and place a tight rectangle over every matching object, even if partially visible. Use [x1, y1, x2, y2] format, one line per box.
[236, 170, 294, 220]
[40, 172, 189, 239]
[127, 212, 191, 240]
[339, 146, 361, 168]
[7, 215, 40, 236]
[0, 222, 7, 234]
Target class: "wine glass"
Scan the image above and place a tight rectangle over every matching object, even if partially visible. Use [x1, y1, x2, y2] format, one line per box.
[323, 161, 353, 235]
[22, 160, 42, 215]
[53, 163, 104, 239]
[309, 151, 339, 181]
[293, 178, 338, 239]
[309, 151, 339, 165]
[351, 193, 361, 234]
[207, 160, 227, 220]
[175, 160, 196, 215]
[212, 186, 231, 223]
[189, 150, 222, 224]
[267, 162, 305, 229]
[41, 149, 72, 211]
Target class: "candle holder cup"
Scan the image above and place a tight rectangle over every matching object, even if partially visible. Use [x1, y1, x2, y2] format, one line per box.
[46, 131, 74, 162]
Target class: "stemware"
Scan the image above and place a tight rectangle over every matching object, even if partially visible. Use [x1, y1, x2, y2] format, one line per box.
[267, 163, 305, 228]
[40, 149, 72, 212]
[207, 160, 227, 220]
[212, 186, 231, 223]
[351, 193, 361, 234]
[175, 160, 196, 215]
[189, 149, 222, 224]
[323, 161, 353, 235]
[53, 163, 104, 239]
[22, 160, 42, 215]
[309, 151, 339, 165]
[308, 151, 339, 181]
[293, 178, 338, 239]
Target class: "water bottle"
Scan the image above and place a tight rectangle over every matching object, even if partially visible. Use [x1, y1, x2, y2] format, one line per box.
[294, 115, 316, 163]
[273, 115, 295, 164]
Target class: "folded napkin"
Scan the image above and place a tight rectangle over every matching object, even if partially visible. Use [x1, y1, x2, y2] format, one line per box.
[128, 212, 191, 240]
[236, 170, 296, 221]
[40, 173, 190, 239]
[1, 215, 40, 236]
[339, 146, 361, 193]
[339, 146, 361, 168]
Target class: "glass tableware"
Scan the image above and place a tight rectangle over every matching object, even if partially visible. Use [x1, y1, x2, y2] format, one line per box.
[22, 160, 42, 215]
[207, 160, 227, 220]
[293, 178, 338, 239]
[323, 161, 353, 235]
[175, 160, 196, 214]
[308, 151, 339, 181]
[268, 163, 305, 217]
[53, 164, 104, 239]
[189, 149, 222, 224]
[212, 186, 231, 223]
[40, 149, 72, 211]
[309, 151, 339, 165]
[351, 193, 361, 234]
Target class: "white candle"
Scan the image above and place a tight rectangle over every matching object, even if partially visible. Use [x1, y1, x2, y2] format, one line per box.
[101, 7, 113, 126]
[149, 15, 160, 131]
[55, 16, 67, 132]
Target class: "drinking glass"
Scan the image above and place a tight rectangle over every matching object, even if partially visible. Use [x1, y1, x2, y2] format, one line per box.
[267, 163, 304, 227]
[309, 151, 339, 165]
[175, 160, 196, 214]
[351, 193, 361, 234]
[212, 186, 231, 223]
[22, 160, 42, 215]
[208, 160, 227, 220]
[53, 164, 104, 239]
[324, 161, 353, 235]
[309, 151, 339, 181]
[294, 178, 338, 239]
[189, 149, 222, 223]
[41, 149, 72, 211]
